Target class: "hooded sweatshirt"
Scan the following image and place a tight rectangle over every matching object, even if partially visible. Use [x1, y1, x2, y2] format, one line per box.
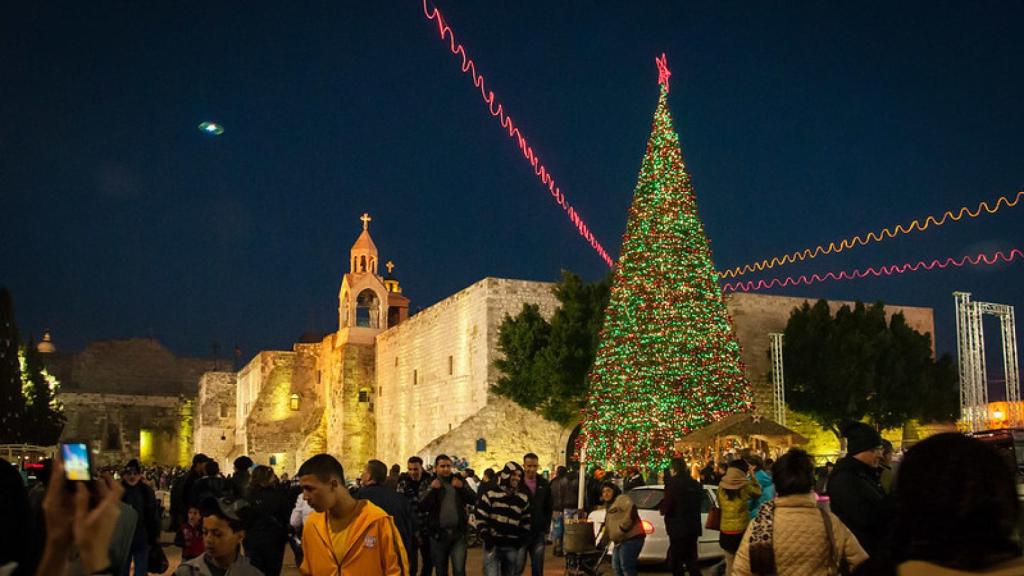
[173, 551, 263, 576]
[300, 500, 409, 576]
[475, 462, 532, 549]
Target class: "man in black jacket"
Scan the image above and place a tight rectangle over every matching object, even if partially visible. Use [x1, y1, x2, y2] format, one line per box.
[357, 459, 416, 558]
[828, 421, 892, 561]
[230, 455, 253, 500]
[397, 456, 433, 576]
[170, 454, 208, 532]
[121, 459, 160, 576]
[548, 466, 571, 557]
[520, 453, 553, 576]
[660, 457, 703, 576]
[421, 454, 476, 576]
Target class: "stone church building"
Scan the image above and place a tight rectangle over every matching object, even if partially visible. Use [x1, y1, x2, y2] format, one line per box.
[193, 217, 938, 476]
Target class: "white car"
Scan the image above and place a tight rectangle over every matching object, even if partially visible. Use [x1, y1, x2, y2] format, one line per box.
[587, 484, 723, 565]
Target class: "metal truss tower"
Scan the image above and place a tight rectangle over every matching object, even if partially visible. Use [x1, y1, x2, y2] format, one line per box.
[769, 333, 786, 426]
[954, 292, 1021, 432]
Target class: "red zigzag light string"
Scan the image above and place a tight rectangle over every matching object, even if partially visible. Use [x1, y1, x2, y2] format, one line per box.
[721, 249, 1024, 293]
[421, 1, 613, 268]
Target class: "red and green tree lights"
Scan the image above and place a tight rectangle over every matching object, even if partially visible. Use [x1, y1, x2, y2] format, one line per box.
[581, 56, 753, 470]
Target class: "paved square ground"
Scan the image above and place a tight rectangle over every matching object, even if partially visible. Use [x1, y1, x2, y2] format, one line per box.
[158, 532, 723, 575]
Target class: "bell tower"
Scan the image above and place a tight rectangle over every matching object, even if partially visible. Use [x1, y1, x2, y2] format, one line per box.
[350, 213, 378, 275]
[337, 213, 408, 334]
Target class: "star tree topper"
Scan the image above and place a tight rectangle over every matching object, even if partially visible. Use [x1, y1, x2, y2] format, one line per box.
[656, 52, 671, 93]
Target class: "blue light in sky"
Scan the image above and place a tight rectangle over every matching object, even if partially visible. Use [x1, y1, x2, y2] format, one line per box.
[198, 121, 224, 136]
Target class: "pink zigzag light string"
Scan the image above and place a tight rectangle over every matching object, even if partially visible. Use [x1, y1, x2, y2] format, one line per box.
[421, 0, 613, 267]
[721, 249, 1024, 293]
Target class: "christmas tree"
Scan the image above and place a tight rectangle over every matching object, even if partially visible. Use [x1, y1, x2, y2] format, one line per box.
[580, 55, 753, 470]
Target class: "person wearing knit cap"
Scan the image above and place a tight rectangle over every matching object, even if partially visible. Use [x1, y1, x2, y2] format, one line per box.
[475, 462, 531, 576]
[827, 420, 892, 561]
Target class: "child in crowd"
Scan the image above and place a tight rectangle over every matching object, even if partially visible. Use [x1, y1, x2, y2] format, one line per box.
[175, 504, 206, 561]
[174, 497, 262, 575]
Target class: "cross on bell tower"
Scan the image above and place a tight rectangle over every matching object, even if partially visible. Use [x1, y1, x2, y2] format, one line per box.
[360, 212, 372, 231]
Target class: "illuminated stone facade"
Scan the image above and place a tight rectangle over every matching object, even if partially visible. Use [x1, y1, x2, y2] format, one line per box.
[196, 216, 411, 475]
[194, 371, 236, 463]
[44, 338, 230, 467]
[374, 277, 560, 469]
[195, 219, 939, 474]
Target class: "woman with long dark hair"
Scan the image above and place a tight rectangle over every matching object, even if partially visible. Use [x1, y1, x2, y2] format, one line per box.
[855, 433, 1024, 575]
[243, 465, 294, 576]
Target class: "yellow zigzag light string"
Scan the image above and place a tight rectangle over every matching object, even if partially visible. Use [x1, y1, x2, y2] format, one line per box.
[721, 190, 1024, 279]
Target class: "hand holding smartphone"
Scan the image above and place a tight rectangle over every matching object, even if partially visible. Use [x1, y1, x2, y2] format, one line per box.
[60, 441, 93, 482]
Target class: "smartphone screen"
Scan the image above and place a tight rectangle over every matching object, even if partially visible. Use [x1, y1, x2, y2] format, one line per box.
[61, 442, 92, 481]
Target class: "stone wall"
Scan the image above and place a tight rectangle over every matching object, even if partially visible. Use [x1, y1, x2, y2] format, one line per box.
[418, 396, 567, 473]
[194, 371, 237, 466]
[59, 392, 187, 467]
[375, 277, 560, 467]
[239, 347, 319, 475]
[44, 338, 230, 396]
[320, 335, 376, 476]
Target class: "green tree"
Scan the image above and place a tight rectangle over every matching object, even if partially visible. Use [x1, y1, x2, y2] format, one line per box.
[493, 271, 610, 424]
[22, 341, 65, 445]
[493, 303, 552, 411]
[0, 288, 24, 442]
[783, 299, 959, 442]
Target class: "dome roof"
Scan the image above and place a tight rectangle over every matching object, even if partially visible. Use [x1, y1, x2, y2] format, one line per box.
[37, 330, 56, 353]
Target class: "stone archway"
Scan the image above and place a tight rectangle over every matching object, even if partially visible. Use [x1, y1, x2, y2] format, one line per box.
[355, 289, 381, 328]
[559, 422, 582, 469]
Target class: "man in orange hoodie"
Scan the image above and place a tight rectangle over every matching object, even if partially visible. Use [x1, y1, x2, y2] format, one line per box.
[296, 454, 409, 576]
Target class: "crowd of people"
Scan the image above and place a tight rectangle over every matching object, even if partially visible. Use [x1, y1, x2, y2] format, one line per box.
[2, 422, 1023, 576]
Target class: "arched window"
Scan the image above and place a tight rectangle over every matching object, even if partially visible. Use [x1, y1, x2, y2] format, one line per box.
[371, 257, 376, 274]
[289, 393, 300, 411]
[358, 388, 371, 403]
[355, 289, 380, 328]
[360, 255, 367, 272]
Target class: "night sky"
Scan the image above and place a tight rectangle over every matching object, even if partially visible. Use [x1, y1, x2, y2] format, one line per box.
[2, 2, 1021, 380]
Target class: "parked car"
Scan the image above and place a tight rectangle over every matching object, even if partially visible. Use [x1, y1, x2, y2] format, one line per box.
[586, 484, 723, 565]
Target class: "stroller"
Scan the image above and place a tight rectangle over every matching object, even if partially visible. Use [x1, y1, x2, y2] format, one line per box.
[563, 520, 611, 576]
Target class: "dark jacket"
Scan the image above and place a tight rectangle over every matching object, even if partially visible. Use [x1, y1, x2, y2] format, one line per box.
[659, 474, 703, 539]
[245, 485, 294, 547]
[230, 470, 250, 501]
[397, 472, 432, 537]
[171, 469, 202, 525]
[420, 475, 476, 536]
[550, 474, 573, 513]
[121, 480, 160, 548]
[356, 483, 416, 554]
[828, 455, 891, 560]
[522, 475, 553, 537]
[189, 474, 236, 507]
